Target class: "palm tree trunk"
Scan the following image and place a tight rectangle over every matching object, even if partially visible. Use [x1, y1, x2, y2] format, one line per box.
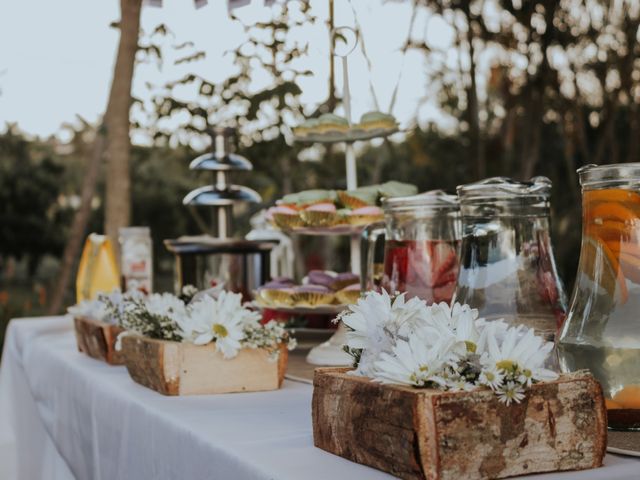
[47, 0, 142, 313]
[104, 0, 143, 259]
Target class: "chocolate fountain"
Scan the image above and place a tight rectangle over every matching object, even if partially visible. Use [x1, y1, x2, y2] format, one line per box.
[164, 128, 276, 299]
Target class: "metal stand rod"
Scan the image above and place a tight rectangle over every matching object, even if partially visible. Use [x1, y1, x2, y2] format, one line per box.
[345, 142, 357, 190]
[345, 144, 360, 275]
[307, 27, 360, 367]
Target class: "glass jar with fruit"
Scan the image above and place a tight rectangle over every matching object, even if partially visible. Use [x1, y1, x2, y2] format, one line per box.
[558, 163, 640, 430]
[453, 177, 567, 342]
[361, 190, 461, 304]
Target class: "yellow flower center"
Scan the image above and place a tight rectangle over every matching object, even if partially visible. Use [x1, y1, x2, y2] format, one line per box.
[485, 371, 495, 381]
[496, 360, 517, 372]
[212, 323, 228, 338]
[465, 341, 477, 353]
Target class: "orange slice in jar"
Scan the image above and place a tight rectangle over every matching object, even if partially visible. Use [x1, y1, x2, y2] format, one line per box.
[588, 202, 639, 224]
[618, 252, 640, 284]
[613, 385, 640, 409]
[580, 236, 628, 303]
[584, 188, 640, 205]
[587, 220, 633, 243]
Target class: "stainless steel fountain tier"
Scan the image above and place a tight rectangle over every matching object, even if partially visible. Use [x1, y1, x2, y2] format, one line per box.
[167, 127, 272, 301]
[182, 127, 261, 239]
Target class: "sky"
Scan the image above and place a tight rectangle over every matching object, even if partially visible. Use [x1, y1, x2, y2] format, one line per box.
[0, 0, 453, 144]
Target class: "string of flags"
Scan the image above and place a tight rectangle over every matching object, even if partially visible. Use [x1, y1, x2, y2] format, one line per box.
[144, 0, 279, 10]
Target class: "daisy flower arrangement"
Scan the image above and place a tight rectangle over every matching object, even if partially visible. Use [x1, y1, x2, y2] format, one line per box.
[71, 288, 295, 360]
[337, 291, 558, 405]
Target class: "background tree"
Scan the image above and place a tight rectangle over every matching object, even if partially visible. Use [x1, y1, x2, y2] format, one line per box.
[5, 0, 640, 323]
[48, 0, 143, 313]
[105, 0, 144, 252]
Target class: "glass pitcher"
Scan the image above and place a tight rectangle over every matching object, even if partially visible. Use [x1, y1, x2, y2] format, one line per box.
[558, 163, 640, 430]
[361, 190, 461, 303]
[452, 177, 567, 342]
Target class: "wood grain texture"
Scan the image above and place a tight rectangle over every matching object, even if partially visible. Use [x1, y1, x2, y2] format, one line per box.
[121, 335, 288, 396]
[73, 316, 124, 365]
[312, 368, 607, 480]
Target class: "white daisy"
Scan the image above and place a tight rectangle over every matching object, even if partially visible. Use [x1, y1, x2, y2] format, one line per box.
[419, 302, 482, 355]
[479, 324, 558, 383]
[341, 290, 429, 376]
[68, 299, 110, 323]
[478, 366, 504, 390]
[445, 377, 477, 392]
[214, 290, 261, 328]
[372, 333, 456, 387]
[145, 293, 187, 317]
[496, 381, 526, 405]
[179, 292, 249, 358]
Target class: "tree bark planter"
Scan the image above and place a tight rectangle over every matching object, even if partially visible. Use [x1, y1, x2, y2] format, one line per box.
[120, 334, 288, 395]
[312, 368, 607, 480]
[73, 316, 124, 365]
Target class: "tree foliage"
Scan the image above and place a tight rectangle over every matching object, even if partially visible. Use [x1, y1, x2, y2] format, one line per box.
[0, 126, 69, 273]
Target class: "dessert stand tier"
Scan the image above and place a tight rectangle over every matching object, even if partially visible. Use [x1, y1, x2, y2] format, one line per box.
[293, 126, 398, 144]
[273, 224, 365, 236]
[292, 27, 364, 366]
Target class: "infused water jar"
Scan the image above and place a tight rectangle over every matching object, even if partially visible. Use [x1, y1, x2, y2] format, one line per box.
[361, 191, 461, 303]
[453, 177, 567, 341]
[558, 164, 640, 430]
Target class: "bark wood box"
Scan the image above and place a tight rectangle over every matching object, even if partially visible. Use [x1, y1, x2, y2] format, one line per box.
[73, 316, 124, 365]
[312, 368, 607, 480]
[120, 334, 288, 395]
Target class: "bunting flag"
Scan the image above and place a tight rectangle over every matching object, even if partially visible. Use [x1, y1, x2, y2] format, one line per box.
[143, 0, 208, 8]
[228, 0, 251, 10]
[143, 0, 281, 10]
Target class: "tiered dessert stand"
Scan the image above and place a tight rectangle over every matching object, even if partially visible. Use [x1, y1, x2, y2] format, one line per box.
[274, 27, 398, 365]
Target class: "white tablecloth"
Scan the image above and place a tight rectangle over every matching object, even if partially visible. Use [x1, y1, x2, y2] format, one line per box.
[0, 316, 638, 480]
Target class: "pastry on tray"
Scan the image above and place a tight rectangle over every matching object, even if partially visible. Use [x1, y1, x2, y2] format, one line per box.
[331, 272, 360, 291]
[300, 202, 338, 227]
[257, 271, 360, 309]
[292, 118, 319, 138]
[346, 206, 384, 226]
[257, 277, 296, 306]
[355, 111, 398, 132]
[268, 182, 417, 231]
[281, 189, 337, 208]
[378, 180, 418, 198]
[305, 270, 359, 291]
[338, 186, 379, 209]
[271, 206, 304, 229]
[259, 288, 295, 306]
[315, 113, 350, 135]
[291, 285, 335, 307]
[336, 283, 361, 305]
[293, 111, 397, 140]
[306, 270, 337, 290]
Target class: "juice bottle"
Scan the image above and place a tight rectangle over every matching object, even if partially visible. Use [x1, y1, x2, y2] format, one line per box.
[559, 163, 640, 430]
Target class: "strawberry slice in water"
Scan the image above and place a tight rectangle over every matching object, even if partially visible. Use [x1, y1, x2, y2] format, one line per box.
[430, 242, 458, 287]
[434, 280, 456, 304]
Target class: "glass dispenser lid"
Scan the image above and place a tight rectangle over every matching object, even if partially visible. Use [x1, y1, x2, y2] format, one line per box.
[382, 190, 458, 212]
[457, 176, 551, 201]
[578, 163, 640, 188]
